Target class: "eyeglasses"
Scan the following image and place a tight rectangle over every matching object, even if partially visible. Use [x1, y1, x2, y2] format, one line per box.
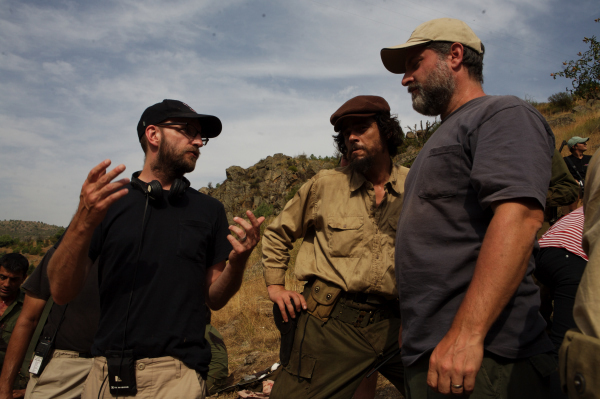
[157, 123, 209, 146]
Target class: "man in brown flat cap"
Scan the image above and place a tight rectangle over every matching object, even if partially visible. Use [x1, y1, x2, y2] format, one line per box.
[263, 95, 408, 398]
[381, 18, 556, 398]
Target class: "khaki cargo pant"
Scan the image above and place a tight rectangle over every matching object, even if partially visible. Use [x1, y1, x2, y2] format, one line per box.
[25, 350, 93, 399]
[81, 355, 206, 399]
[270, 311, 404, 399]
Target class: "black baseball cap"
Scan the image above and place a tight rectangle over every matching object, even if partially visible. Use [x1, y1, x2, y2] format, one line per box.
[136, 99, 222, 140]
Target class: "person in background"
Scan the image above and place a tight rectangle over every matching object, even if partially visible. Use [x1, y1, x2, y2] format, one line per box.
[560, 152, 600, 398]
[204, 308, 228, 396]
[0, 243, 100, 399]
[536, 207, 587, 399]
[563, 136, 591, 212]
[0, 254, 29, 398]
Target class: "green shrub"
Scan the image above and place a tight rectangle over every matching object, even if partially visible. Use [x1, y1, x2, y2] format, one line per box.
[0, 235, 13, 247]
[254, 202, 275, 218]
[288, 165, 298, 173]
[548, 92, 575, 113]
[285, 184, 302, 202]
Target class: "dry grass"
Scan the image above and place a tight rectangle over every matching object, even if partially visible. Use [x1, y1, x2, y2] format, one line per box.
[537, 100, 600, 156]
[209, 216, 305, 396]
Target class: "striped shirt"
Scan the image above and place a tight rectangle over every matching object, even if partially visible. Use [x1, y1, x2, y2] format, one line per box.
[539, 207, 587, 260]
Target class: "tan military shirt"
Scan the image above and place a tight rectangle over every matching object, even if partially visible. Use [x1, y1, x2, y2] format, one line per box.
[262, 164, 409, 298]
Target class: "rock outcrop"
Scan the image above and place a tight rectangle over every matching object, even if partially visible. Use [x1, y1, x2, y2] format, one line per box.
[199, 154, 337, 222]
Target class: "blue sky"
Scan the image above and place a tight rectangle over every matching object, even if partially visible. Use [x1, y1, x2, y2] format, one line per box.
[1, 0, 598, 226]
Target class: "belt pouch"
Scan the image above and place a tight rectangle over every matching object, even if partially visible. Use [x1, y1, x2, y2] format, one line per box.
[273, 299, 299, 367]
[304, 278, 342, 321]
[106, 350, 137, 396]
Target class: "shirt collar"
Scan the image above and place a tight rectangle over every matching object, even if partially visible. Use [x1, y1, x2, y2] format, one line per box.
[349, 164, 403, 195]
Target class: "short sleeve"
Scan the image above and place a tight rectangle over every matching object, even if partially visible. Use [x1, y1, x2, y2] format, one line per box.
[469, 105, 553, 210]
[22, 247, 54, 300]
[207, 205, 233, 267]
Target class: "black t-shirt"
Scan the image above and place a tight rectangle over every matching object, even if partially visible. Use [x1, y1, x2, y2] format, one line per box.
[22, 246, 100, 353]
[564, 154, 592, 181]
[88, 184, 232, 376]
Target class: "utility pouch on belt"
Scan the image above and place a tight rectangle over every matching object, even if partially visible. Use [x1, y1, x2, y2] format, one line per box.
[559, 328, 600, 398]
[273, 299, 299, 367]
[304, 278, 342, 321]
[107, 350, 137, 396]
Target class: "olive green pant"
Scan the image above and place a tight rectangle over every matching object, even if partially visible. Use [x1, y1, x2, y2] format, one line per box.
[404, 351, 556, 399]
[270, 311, 404, 399]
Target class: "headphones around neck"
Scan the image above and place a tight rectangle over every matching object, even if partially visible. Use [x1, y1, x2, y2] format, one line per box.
[131, 171, 190, 201]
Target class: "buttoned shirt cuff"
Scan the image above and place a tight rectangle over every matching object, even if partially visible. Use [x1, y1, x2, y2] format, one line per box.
[263, 267, 287, 286]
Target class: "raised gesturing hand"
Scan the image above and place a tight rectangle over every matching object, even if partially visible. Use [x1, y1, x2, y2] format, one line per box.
[227, 210, 265, 269]
[76, 159, 129, 230]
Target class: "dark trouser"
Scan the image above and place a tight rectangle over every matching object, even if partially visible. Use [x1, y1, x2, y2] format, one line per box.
[404, 351, 555, 399]
[270, 311, 404, 399]
[535, 247, 587, 399]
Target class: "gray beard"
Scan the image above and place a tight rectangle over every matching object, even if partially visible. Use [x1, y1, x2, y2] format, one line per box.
[409, 59, 455, 116]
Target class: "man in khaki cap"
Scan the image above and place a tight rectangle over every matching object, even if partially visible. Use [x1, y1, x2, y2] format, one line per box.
[263, 95, 408, 398]
[381, 18, 557, 398]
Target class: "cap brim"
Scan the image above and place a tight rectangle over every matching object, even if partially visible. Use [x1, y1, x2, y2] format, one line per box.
[381, 39, 431, 74]
[333, 113, 377, 132]
[162, 112, 223, 138]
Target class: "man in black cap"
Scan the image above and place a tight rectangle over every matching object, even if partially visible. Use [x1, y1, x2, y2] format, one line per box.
[263, 95, 407, 398]
[48, 99, 263, 399]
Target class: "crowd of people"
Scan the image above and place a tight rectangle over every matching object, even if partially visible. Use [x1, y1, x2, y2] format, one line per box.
[0, 17, 598, 399]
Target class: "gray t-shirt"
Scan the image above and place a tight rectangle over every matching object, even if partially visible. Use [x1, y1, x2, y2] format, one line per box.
[396, 95, 555, 366]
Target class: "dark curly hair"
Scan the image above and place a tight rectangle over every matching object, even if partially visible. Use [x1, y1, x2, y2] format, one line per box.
[427, 41, 485, 84]
[333, 113, 404, 158]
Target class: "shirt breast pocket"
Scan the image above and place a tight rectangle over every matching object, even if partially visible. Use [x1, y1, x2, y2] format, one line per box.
[177, 220, 211, 263]
[418, 144, 462, 199]
[327, 216, 364, 257]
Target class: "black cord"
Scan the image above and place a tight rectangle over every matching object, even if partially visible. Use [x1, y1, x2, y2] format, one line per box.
[297, 313, 310, 383]
[98, 373, 109, 399]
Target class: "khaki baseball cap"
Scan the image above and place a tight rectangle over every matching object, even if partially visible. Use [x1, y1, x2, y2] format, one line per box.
[381, 18, 483, 74]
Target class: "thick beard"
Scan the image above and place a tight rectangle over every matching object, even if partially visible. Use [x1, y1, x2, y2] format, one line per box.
[348, 152, 374, 175]
[151, 138, 198, 182]
[409, 58, 455, 116]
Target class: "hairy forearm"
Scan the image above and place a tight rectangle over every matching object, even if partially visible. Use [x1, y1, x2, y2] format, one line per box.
[0, 297, 46, 396]
[450, 200, 543, 338]
[47, 216, 94, 305]
[206, 261, 246, 310]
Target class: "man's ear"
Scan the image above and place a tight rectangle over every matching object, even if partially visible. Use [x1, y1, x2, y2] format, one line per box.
[145, 125, 161, 149]
[448, 42, 465, 71]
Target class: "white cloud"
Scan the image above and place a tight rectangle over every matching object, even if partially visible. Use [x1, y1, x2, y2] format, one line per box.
[0, 0, 597, 225]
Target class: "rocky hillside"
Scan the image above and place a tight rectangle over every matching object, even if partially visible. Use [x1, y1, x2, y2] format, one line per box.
[200, 143, 424, 223]
[0, 220, 64, 241]
[199, 154, 338, 223]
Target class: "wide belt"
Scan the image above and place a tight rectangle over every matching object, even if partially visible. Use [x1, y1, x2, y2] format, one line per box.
[331, 295, 400, 328]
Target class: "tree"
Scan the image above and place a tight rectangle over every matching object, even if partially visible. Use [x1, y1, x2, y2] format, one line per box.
[551, 19, 600, 99]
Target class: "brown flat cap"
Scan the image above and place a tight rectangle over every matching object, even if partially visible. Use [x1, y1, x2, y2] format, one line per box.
[330, 95, 390, 132]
